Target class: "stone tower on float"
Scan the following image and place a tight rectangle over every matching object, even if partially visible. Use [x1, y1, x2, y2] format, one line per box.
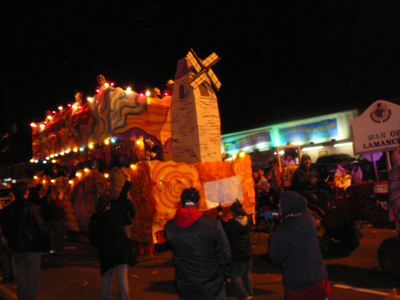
[170, 49, 222, 164]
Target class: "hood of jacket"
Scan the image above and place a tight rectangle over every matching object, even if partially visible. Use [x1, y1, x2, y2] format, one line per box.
[280, 191, 307, 217]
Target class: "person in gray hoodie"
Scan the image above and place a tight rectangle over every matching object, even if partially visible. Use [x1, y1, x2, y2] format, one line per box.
[268, 191, 331, 300]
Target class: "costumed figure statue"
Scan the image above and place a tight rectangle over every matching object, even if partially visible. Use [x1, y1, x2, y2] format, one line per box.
[144, 138, 164, 161]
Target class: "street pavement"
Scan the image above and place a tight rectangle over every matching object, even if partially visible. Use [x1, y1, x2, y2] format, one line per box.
[0, 223, 399, 299]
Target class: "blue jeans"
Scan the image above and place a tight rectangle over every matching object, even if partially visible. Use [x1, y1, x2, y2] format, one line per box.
[15, 252, 41, 300]
[101, 264, 130, 300]
[179, 285, 226, 300]
[230, 259, 253, 300]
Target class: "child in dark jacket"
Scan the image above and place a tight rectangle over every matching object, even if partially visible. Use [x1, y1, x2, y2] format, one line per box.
[221, 201, 253, 300]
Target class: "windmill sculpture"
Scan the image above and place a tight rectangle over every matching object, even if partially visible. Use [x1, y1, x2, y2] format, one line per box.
[170, 49, 223, 164]
[187, 48, 222, 91]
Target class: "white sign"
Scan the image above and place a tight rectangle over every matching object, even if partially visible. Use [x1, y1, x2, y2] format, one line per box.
[203, 175, 243, 209]
[350, 100, 400, 155]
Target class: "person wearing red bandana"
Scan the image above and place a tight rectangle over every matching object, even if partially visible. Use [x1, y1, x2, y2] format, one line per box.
[165, 187, 231, 300]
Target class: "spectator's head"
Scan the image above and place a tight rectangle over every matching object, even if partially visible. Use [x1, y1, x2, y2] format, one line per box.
[180, 187, 200, 208]
[96, 195, 109, 213]
[279, 191, 307, 217]
[231, 201, 246, 217]
[12, 182, 29, 199]
[392, 146, 400, 166]
[301, 154, 311, 168]
[269, 158, 278, 167]
[257, 168, 264, 176]
[252, 171, 259, 181]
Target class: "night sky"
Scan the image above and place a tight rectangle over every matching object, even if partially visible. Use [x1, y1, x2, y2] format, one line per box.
[2, 1, 400, 165]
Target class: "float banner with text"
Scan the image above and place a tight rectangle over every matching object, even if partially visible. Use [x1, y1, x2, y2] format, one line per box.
[278, 119, 338, 145]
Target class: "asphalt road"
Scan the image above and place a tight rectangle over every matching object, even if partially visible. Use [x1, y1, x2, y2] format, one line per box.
[0, 223, 399, 300]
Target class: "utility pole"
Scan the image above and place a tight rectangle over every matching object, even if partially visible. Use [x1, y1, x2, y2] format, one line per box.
[4, 90, 14, 179]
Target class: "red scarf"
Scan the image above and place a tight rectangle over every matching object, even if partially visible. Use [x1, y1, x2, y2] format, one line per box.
[174, 208, 203, 228]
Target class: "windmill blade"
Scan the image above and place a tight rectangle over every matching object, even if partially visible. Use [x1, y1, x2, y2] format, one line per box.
[187, 50, 203, 73]
[206, 68, 222, 91]
[189, 72, 208, 89]
[203, 53, 220, 68]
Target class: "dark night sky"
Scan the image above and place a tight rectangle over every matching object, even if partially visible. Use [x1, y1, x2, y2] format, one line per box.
[2, 1, 400, 165]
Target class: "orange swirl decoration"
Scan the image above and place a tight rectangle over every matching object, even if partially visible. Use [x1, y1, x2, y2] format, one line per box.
[149, 160, 201, 231]
[128, 161, 156, 244]
[232, 153, 255, 215]
[193, 161, 234, 183]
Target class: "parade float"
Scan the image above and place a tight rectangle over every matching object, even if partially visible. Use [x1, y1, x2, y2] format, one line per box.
[30, 49, 255, 254]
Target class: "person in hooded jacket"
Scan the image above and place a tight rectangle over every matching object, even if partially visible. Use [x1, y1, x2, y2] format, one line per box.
[268, 191, 331, 300]
[220, 201, 253, 300]
[165, 187, 231, 300]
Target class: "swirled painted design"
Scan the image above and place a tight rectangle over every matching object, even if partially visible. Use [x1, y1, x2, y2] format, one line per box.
[232, 154, 255, 214]
[89, 88, 147, 143]
[127, 161, 156, 244]
[148, 160, 201, 232]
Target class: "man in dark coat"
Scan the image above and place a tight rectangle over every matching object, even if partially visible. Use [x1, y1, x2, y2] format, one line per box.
[1, 182, 49, 300]
[165, 187, 231, 300]
[89, 178, 137, 300]
[292, 154, 328, 211]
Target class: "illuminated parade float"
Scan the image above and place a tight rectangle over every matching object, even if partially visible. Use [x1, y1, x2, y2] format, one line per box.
[30, 50, 255, 254]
